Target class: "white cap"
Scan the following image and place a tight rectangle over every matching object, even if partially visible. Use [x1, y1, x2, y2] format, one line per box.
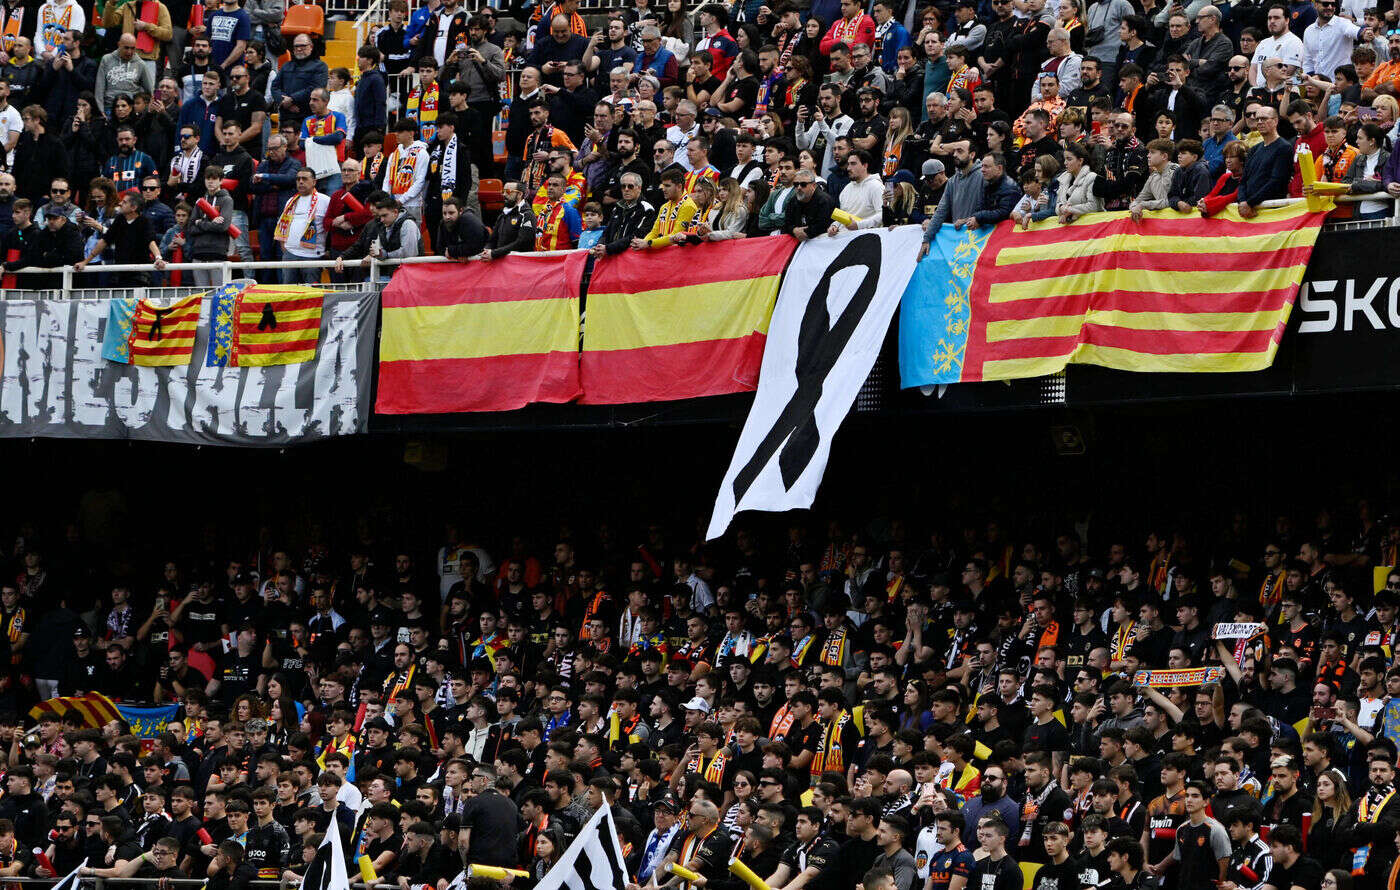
[682, 696, 712, 714]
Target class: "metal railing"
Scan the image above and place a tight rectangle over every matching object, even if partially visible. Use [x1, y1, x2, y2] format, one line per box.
[0, 196, 1392, 297]
[4, 878, 398, 890]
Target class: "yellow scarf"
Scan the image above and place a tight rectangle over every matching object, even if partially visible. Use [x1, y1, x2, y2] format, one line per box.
[274, 192, 321, 248]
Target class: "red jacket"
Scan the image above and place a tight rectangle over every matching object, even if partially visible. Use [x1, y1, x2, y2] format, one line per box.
[819, 14, 876, 55]
[326, 186, 375, 253]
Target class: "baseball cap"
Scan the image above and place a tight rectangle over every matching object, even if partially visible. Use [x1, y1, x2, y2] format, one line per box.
[922, 158, 945, 177]
[72, 624, 92, 638]
[702, 106, 722, 117]
[365, 717, 393, 732]
[682, 696, 712, 714]
[370, 610, 392, 626]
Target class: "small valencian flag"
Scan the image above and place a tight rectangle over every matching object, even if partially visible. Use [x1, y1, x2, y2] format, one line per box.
[204, 280, 255, 368]
[232, 284, 323, 366]
[102, 295, 201, 366]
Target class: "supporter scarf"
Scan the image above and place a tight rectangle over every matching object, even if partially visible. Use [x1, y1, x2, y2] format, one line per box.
[819, 628, 848, 668]
[366, 153, 386, 182]
[652, 199, 694, 236]
[577, 590, 609, 640]
[684, 166, 718, 198]
[384, 662, 415, 702]
[812, 709, 851, 779]
[885, 574, 905, 602]
[440, 134, 458, 193]
[769, 703, 795, 740]
[776, 29, 799, 67]
[688, 748, 730, 784]
[831, 14, 863, 44]
[749, 632, 775, 663]
[274, 192, 321, 248]
[1132, 667, 1224, 688]
[1382, 540, 1398, 566]
[1259, 572, 1285, 608]
[532, 197, 565, 246]
[1355, 784, 1396, 874]
[677, 826, 716, 889]
[873, 18, 893, 59]
[408, 81, 440, 142]
[717, 630, 752, 659]
[1112, 620, 1136, 662]
[388, 143, 423, 196]
[39, 2, 71, 53]
[1213, 622, 1266, 640]
[754, 70, 782, 116]
[172, 148, 203, 183]
[792, 633, 815, 667]
[1037, 620, 1060, 650]
[1148, 550, 1171, 595]
[1019, 779, 1062, 846]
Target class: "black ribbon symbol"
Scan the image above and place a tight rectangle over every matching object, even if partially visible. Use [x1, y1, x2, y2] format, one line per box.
[732, 233, 882, 502]
[258, 302, 277, 331]
[148, 306, 173, 341]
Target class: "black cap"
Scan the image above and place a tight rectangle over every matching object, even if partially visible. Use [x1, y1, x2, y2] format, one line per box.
[370, 610, 393, 626]
[233, 572, 255, 587]
[72, 624, 92, 638]
[364, 717, 392, 732]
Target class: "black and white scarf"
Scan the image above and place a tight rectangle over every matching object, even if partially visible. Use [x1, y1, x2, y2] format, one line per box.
[441, 134, 458, 192]
[171, 147, 203, 183]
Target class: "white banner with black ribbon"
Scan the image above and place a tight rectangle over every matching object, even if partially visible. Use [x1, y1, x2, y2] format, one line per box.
[707, 226, 923, 539]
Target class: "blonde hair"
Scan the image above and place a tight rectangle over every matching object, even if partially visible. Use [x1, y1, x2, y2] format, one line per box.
[1312, 767, 1352, 827]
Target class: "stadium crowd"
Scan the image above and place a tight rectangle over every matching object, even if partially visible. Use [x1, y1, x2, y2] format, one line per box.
[0, 507, 1399, 890]
[0, 0, 1396, 286]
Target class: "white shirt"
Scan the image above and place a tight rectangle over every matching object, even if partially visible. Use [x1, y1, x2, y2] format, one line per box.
[279, 191, 329, 257]
[1251, 32, 1305, 86]
[1358, 150, 1387, 215]
[0, 104, 20, 167]
[1303, 16, 1360, 77]
[433, 7, 458, 65]
[665, 122, 700, 169]
[329, 87, 356, 140]
[34, 0, 84, 58]
[913, 826, 945, 880]
[840, 174, 884, 227]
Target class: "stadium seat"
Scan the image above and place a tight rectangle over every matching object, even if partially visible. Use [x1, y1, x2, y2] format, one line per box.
[478, 178, 504, 215]
[282, 2, 325, 38]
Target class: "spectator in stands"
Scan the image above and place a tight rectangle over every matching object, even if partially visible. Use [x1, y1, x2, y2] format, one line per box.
[31, 204, 83, 286]
[376, 1, 414, 77]
[434, 196, 484, 259]
[139, 176, 174, 236]
[250, 134, 299, 275]
[42, 30, 98, 129]
[2, 199, 40, 283]
[783, 167, 836, 239]
[215, 63, 267, 158]
[186, 164, 232, 285]
[179, 70, 222, 155]
[5, 39, 42, 110]
[1168, 139, 1213, 211]
[104, 125, 159, 196]
[425, 111, 472, 240]
[831, 148, 882, 229]
[335, 192, 420, 278]
[168, 124, 205, 206]
[383, 119, 430, 222]
[119, 0, 172, 82]
[528, 16, 591, 89]
[1347, 122, 1390, 220]
[637, 27, 679, 89]
[96, 34, 156, 117]
[75, 191, 164, 285]
[301, 88, 348, 197]
[14, 108, 69, 206]
[1056, 141, 1103, 222]
[1234, 106, 1292, 216]
[210, 120, 255, 266]
[354, 47, 388, 141]
[272, 167, 328, 283]
[272, 34, 328, 131]
[479, 180, 536, 260]
[1128, 138, 1177, 221]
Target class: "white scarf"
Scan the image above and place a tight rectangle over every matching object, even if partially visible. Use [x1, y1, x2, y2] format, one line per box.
[441, 134, 458, 192]
[172, 147, 203, 183]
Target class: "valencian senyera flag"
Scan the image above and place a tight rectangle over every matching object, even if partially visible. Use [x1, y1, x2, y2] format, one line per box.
[377, 254, 586, 414]
[207, 280, 325, 367]
[580, 238, 798, 404]
[102, 293, 202, 366]
[899, 202, 1331, 387]
[30, 691, 127, 729]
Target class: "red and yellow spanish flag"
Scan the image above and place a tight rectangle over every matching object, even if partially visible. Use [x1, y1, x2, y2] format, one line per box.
[29, 691, 126, 729]
[124, 294, 202, 366]
[902, 202, 1330, 387]
[377, 254, 586, 414]
[580, 239, 798, 404]
[233, 284, 323, 366]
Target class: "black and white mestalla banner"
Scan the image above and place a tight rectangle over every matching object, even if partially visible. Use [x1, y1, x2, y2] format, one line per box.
[708, 226, 923, 540]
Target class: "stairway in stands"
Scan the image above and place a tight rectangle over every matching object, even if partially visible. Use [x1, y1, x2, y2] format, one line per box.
[323, 20, 362, 72]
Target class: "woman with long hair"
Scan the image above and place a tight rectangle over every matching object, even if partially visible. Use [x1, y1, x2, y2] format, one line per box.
[231, 694, 268, 724]
[526, 827, 568, 887]
[883, 172, 918, 225]
[1322, 869, 1354, 890]
[900, 680, 934, 732]
[723, 771, 758, 837]
[61, 93, 111, 204]
[797, 16, 826, 77]
[80, 177, 120, 286]
[660, 0, 693, 49]
[742, 180, 769, 236]
[711, 177, 748, 237]
[268, 696, 301, 747]
[775, 56, 816, 131]
[1056, 0, 1085, 54]
[1309, 768, 1354, 869]
[883, 106, 914, 178]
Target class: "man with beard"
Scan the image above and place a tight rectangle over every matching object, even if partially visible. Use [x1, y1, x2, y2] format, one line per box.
[104, 125, 159, 194]
[1065, 56, 1109, 106]
[1092, 111, 1145, 209]
[917, 143, 981, 257]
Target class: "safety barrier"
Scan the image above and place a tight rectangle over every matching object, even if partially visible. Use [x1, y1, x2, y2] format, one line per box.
[0, 879, 399, 890]
[0, 195, 1392, 298]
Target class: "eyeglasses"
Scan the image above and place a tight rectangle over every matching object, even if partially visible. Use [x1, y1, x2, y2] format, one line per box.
[232, 73, 248, 79]
[86, 820, 100, 827]
[1228, 65, 1247, 71]
[142, 185, 160, 190]
[52, 187, 69, 193]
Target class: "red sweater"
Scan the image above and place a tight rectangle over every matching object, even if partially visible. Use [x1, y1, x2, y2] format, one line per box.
[326, 187, 374, 253]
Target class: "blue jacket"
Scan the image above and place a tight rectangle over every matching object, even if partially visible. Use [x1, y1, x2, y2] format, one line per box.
[960, 793, 1020, 848]
[1238, 136, 1293, 207]
[178, 94, 220, 155]
[354, 69, 387, 136]
[973, 173, 1019, 226]
[271, 57, 328, 113]
[249, 155, 302, 222]
[876, 22, 911, 73]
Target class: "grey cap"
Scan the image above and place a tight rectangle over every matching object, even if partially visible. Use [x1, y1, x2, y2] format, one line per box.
[922, 159, 945, 177]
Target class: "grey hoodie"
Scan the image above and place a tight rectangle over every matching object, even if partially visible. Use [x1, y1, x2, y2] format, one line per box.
[924, 159, 984, 239]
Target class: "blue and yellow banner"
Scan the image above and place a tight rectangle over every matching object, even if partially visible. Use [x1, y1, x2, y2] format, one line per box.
[116, 702, 181, 739]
